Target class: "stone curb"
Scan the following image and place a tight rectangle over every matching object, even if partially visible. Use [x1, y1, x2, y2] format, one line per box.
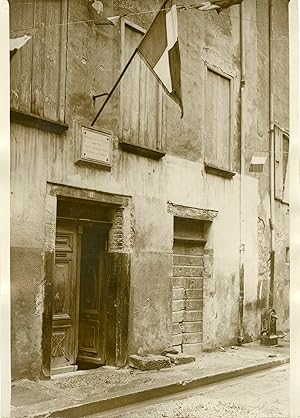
[30, 356, 289, 418]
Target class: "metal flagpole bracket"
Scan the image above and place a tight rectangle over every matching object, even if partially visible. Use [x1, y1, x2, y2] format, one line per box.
[93, 92, 109, 101]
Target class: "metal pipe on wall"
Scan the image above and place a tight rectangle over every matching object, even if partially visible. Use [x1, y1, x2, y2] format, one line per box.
[238, 0, 245, 346]
[268, 0, 276, 309]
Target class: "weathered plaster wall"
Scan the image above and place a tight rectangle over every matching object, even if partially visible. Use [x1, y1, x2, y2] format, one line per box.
[10, 125, 49, 379]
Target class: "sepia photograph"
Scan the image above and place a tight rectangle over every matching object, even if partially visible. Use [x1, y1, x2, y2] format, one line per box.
[1, 0, 300, 417]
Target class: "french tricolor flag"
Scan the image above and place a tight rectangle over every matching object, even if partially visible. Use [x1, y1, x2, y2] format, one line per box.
[137, 1, 183, 117]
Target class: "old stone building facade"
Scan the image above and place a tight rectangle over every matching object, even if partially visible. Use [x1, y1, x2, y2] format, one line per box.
[10, 0, 289, 380]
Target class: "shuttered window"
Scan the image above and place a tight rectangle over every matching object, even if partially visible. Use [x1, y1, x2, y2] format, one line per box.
[120, 20, 164, 151]
[205, 67, 233, 171]
[274, 125, 289, 202]
[10, 0, 68, 123]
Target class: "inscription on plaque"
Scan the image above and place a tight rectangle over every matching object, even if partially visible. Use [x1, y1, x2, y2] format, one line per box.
[79, 127, 112, 167]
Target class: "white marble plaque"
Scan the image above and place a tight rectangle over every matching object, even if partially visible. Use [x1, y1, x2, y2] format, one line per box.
[80, 127, 111, 166]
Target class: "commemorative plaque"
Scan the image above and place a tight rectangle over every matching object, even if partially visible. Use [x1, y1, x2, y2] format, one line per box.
[75, 125, 112, 168]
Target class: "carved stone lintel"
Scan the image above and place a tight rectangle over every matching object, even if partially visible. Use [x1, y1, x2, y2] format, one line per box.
[48, 182, 131, 207]
[167, 202, 218, 222]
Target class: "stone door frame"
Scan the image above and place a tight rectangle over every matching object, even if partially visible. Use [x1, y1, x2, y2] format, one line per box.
[167, 202, 218, 351]
[41, 182, 132, 377]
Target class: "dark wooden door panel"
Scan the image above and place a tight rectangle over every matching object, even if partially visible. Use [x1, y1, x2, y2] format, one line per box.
[51, 217, 120, 372]
[105, 252, 131, 367]
[78, 225, 106, 365]
[53, 260, 73, 316]
[78, 319, 100, 359]
[51, 221, 79, 375]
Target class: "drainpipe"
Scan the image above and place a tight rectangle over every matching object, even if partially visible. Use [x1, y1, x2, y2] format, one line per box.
[238, 0, 245, 346]
[268, 0, 276, 310]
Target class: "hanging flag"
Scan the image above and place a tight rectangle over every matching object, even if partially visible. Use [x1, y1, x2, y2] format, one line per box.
[137, 0, 183, 117]
[91, 1, 183, 125]
[196, 0, 243, 12]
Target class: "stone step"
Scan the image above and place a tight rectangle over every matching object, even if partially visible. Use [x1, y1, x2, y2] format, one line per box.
[129, 355, 171, 371]
[166, 353, 196, 365]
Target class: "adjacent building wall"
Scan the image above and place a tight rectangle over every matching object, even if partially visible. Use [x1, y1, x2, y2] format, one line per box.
[272, 0, 290, 332]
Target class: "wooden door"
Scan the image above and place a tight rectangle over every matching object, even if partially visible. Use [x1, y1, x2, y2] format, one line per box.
[77, 225, 107, 365]
[51, 221, 80, 375]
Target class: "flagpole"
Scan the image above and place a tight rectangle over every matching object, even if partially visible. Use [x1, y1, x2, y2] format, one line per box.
[91, 48, 138, 126]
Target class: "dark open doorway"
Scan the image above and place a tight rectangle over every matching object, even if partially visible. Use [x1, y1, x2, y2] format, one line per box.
[77, 223, 107, 369]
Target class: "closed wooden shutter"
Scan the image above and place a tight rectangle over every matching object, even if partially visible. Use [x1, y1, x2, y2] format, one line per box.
[205, 68, 231, 170]
[120, 21, 164, 150]
[10, 0, 68, 122]
[282, 134, 289, 202]
[274, 125, 284, 200]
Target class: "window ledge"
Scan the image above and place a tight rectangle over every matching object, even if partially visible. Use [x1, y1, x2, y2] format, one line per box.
[173, 236, 207, 244]
[119, 140, 165, 160]
[204, 162, 236, 179]
[11, 109, 69, 134]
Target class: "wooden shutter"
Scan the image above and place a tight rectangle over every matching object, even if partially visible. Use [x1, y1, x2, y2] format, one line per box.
[282, 134, 289, 202]
[120, 21, 164, 150]
[274, 125, 283, 200]
[10, 0, 68, 122]
[205, 68, 231, 170]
